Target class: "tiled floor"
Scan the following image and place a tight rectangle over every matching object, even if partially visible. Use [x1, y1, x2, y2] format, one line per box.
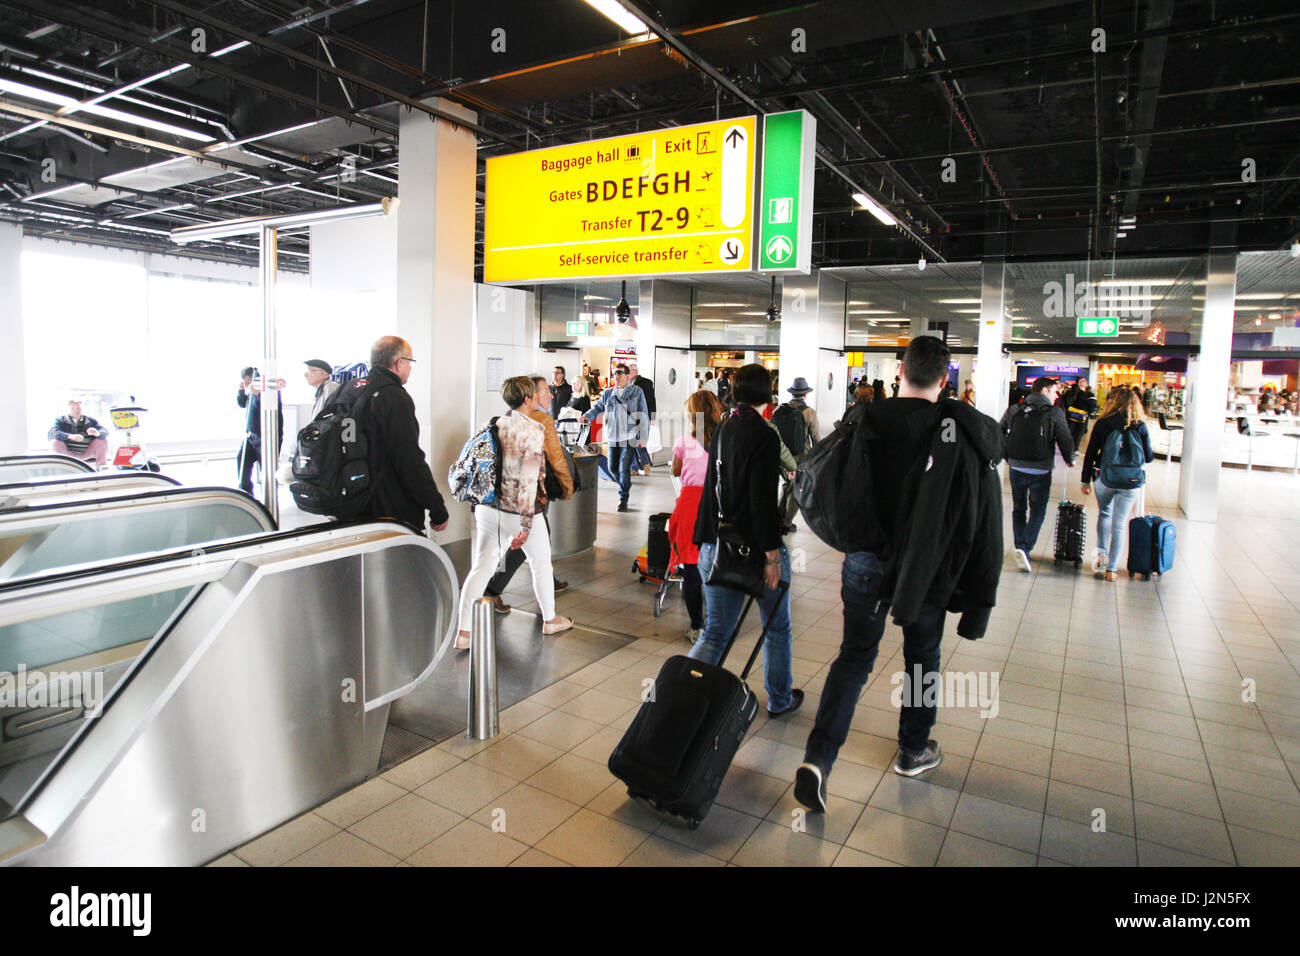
[217, 453, 1300, 867]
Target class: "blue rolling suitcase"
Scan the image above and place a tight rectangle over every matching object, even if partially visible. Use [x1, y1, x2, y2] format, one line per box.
[1128, 496, 1175, 579]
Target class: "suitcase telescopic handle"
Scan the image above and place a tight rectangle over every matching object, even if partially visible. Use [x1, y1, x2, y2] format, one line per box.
[715, 581, 791, 681]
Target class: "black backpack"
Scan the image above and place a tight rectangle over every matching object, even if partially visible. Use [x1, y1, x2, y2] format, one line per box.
[1005, 404, 1055, 461]
[771, 402, 811, 456]
[289, 378, 386, 518]
[793, 402, 885, 554]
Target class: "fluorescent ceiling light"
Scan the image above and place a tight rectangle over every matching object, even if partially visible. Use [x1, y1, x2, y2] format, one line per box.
[1095, 279, 1176, 287]
[936, 298, 981, 304]
[697, 302, 750, 307]
[852, 192, 897, 226]
[1116, 232, 1127, 239]
[950, 309, 981, 314]
[1237, 293, 1287, 300]
[581, 0, 650, 34]
[848, 309, 894, 314]
[171, 197, 396, 243]
[1119, 216, 1136, 226]
[0, 76, 215, 142]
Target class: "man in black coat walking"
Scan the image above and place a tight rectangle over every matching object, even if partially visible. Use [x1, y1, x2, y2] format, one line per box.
[339, 336, 449, 534]
[794, 336, 1004, 813]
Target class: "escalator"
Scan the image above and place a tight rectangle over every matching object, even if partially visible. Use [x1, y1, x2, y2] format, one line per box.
[0, 521, 457, 866]
[0, 456, 95, 483]
[0, 486, 274, 583]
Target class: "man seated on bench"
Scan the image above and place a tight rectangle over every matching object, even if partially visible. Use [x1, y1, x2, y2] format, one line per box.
[49, 398, 109, 469]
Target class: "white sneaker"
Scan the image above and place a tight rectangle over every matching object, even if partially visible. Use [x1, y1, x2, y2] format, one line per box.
[1014, 549, 1032, 573]
[1092, 550, 1107, 573]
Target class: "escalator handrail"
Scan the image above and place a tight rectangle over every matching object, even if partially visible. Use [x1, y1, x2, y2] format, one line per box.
[0, 455, 95, 473]
[0, 485, 276, 532]
[0, 472, 180, 496]
[0, 517, 411, 597]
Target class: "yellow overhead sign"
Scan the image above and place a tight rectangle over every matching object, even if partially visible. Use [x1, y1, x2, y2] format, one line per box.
[484, 116, 757, 283]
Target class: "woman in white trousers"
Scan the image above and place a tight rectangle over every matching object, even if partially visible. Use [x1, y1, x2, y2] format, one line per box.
[456, 376, 573, 648]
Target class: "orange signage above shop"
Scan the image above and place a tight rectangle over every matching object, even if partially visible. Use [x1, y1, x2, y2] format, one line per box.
[484, 116, 757, 283]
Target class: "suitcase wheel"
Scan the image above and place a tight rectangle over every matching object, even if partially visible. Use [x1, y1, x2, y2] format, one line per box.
[1128, 571, 1134, 578]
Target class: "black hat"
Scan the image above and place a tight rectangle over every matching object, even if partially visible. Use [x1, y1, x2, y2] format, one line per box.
[304, 359, 333, 374]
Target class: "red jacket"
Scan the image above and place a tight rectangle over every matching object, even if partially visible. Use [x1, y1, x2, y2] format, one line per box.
[667, 484, 703, 568]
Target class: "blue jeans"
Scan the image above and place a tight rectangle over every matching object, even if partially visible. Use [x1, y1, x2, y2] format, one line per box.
[689, 541, 795, 712]
[1009, 468, 1053, 554]
[606, 443, 635, 504]
[1094, 480, 1140, 572]
[803, 552, 946, 771]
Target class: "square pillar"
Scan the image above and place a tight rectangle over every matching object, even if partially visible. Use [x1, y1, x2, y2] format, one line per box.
[975, 258, 1007, 420]
[1179, 251, 1236, 520]
[0, 224, 26, 453]
[397, 98, 478, 543]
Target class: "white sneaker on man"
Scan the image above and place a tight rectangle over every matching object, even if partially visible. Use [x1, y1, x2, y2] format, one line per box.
[1014, 549, 1032, 573]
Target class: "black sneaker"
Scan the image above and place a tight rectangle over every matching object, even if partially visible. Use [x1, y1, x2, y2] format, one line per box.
[617, 501, 629, 512]
[893, 740, 942, 777]
[794, 762, 827, 814]
[767, 688, 804, 719]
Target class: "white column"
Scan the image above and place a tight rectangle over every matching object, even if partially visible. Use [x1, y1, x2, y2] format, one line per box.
[1178, 251, 1236, 520]
[0, 224, 26, 453]
[975, 258, 1007, 420]
[397, 97, 478, 543]
[779, 272, 820, 403]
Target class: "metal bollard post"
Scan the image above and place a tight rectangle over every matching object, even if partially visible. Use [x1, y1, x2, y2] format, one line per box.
[467, 597, 499, 740]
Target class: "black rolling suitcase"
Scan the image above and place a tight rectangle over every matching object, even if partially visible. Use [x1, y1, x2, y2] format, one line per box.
[608, 584, 787, 829]
[1053, 471, 1086, 568]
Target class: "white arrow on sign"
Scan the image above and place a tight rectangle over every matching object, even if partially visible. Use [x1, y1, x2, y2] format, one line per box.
[765, 235, 792, 263]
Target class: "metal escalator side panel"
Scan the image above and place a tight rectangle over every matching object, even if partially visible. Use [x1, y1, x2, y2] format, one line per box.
[9, 528, 451, 866]
[0, 472, 180, 510]
[361, 538, 459, 711]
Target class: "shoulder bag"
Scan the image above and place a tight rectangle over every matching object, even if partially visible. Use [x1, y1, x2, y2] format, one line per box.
[704, 418, 766, 597]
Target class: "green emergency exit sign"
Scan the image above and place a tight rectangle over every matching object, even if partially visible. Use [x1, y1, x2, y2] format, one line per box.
[1077, 316, 1120, 337]
[758, 110, 816, 273]
[566, 321, 591, 336]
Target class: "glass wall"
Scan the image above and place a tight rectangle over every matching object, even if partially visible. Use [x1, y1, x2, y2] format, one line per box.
[839, 262, 982, 350]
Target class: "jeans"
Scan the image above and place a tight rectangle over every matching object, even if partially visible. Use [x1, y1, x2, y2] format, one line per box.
[1009, 468, 1053, 554]
[803, 551, 947, 772]
[1094, 480, 1140, 572]
[689, 541, 795, 712]
[607, 444, 635, 504]
[680, 563, 703, 629]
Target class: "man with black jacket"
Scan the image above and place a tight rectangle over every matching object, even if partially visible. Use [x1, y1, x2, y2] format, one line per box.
[549, 367, 572, 419]
[795, 336, 1004, 813]
[1059, 377, 1097, 449]
[340, 336, 449, 534]
[236, 367, 284, 495]
[999, 376, 1074, 572]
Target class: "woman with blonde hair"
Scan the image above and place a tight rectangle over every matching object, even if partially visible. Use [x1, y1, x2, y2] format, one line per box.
[670, 389, 723, 642]
[455, 376, 573, 648]
[1080, 386, 1155, 580]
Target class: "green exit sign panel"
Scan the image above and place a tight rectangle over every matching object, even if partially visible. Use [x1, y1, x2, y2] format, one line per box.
[758, 110, 816, 273]
[566, 321, 591, 336]
[1077, 316, 1120, 337]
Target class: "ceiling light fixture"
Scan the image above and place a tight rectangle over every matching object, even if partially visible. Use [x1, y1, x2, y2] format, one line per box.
[580, 0, 651, 35]
[0, 76, 215, 142]
[851, 192, 897, 226]
[170, 197, 397, 243]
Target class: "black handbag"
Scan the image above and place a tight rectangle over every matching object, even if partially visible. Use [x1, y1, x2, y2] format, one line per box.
[705, 419, 766, 598]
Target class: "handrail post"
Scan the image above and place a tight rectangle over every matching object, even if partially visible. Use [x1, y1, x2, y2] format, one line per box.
[467, 597, 498, 740]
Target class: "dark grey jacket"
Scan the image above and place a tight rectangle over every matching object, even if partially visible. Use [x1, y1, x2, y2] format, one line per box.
[999, 392, 1074, 471]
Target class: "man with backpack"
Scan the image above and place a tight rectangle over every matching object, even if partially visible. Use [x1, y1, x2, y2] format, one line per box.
[1060, 376, 1097, 449]
[999, 376, 1074, 572]
[581, 364, 648, 513]
[793, 336, 1004, 812]
[293, 336, 448, 534]
[771, 377, 820, 461]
